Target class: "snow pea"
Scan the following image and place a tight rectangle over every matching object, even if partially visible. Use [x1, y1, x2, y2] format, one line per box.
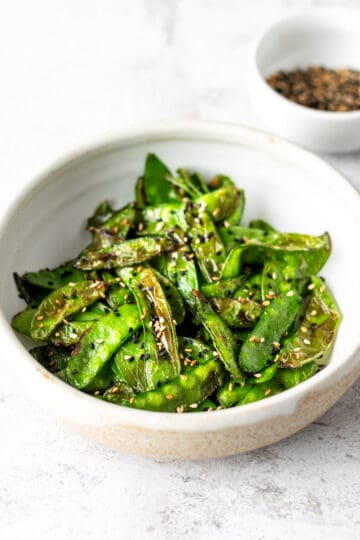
[125, 359, 225, 412]
[50, 320, 94, 346]
[30, 280, 106, 341]
[153, 269, 186, 325]
[90, 203, 136, 247]
[194, 293, 242, 377]
[11, 307, 36, 337]
[211, 297, 262, 328]
[239, 292, 302, 373]
[66, 304, 141, 389]
[185, 205, 226, 282]
[22, 260, 84, 291]
[30, 344, 70, 373]
[277, 361, 319, 388]
[74, 235, 182, 270]
[200, 276, 247, 299]
[217, 378, 247, 408]
[143, 153, 180, 205]
[178, 336, 216, 366]
[236, 379, 283, 405]
[277, 276, 341, 368]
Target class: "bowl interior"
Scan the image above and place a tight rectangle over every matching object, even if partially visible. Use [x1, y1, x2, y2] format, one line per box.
[1, 127, 359, 373]
[256, 10, 360, 78]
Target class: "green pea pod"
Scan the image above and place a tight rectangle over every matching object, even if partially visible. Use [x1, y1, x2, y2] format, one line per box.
[11, 307, 36, 336]
[101, 381, 135, 404]
[154, 250, 199, 312]
[247, 362, 279, 384]
[196, 179, 240, 222]
[277, 361, 319, 388]
[178, 336, 216, 365]
[143, 153, 180, 205]
[138, 203, 187, 235]
[219, 226, 267, 252]
[239, 293, 302, 373]
[153, 268, 186, 325]
[50, 320, 94, 346]
[119, 267, 181, 389]
[74, 235, 182, 270]
[217, 378, 247, 408]
[194, 292, 242, 377]
[200, 276, 247, 299]
[237, 379, 283, 406]
[66, 304, 141, 389]
[211, 297, 263, 328]
[13, 273, 51, 308]
[278, 276, 341, 368]
[73, 301, 111, 322]
[22, 260, 84, 291]
[186, 206, 226, 282]
[85, 363, 114, 393]
[30, 344, 70, 373]
[91, 203, 136, 247]
[30, 280, 106, 341]
[260, 257, 309, 300]
[234, 273, 263, 304]
[111, 333, 148, 392]
[106, 284, 133, 309]
[125, 359, 225, 412]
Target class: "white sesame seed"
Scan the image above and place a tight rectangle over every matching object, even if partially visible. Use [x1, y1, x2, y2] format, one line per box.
[286, 290, 294, 297]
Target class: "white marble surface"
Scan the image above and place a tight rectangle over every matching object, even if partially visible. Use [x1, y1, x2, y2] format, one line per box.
[0, 1, 359, 539]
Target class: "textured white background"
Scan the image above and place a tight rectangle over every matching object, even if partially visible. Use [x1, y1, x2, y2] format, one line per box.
[0, 1, 359, 539]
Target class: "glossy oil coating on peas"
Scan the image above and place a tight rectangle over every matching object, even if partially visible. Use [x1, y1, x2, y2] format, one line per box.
[11, 153, 341, 412]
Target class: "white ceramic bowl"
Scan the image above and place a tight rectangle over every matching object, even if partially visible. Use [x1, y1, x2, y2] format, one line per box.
[248, 9, 360, 153]
[1, 122, 359, 459]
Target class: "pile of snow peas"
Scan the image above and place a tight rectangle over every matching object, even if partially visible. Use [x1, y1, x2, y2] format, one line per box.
[11, 154, 341, 412]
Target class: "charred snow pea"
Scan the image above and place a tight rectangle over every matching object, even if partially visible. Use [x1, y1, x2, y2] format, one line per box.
[101, 381, 135, 404]
[217, 377, 247, 408]
[236, 379, 283, 405]
[66, 304, 141, 389]
[185, 206, 226, 282]
[111, 335, 148, 392]
[277, 276, 341, 368]
[194, 292, 242, 378]
[143, 153, 180, 205]
[90, 203, 136, 247]
[30, 344, 70, 372]
[11, 308, 36, 337]
[152, 269, 186, 325]
[196, 176, 240, 222]
[22, 260, 84, 291]
[277, 361, 319, 388]
[125, 359, 225, 412]
[50, 320, 94, 346]
[74, 236, 182, 270]
[239, 292, 302, 373]
[211, 297, 263, 328]
[200, 276, 247, 299]
[189, 399, 217, 412]
[30, 280, 106, 341]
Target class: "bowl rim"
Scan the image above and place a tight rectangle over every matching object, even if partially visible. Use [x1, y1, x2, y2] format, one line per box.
[0, 120, 359, 432]
[249, 7, 360, 120]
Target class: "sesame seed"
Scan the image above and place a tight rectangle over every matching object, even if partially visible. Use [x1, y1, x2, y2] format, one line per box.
[129, 397, 135, 404]
[272, 272, 277, 280]
[68, 282, 76, 287]
[308, 283, 315, 290]
[37, 322, 44, 328]
[294, 347, 302, 352]
[165, 395, 174, 400]
[249, 335, 261, 343]
[212, 207, 220, 217]
[253, 373, 262, 378]
[303, 338, 311, 345]
[286, 290, 294, 296]
[190, 360, 197, 367]
[62, 318, 69, 325]
[111, 387, 119, 394]
[96, 339, 104, 344]
[300, 326, 308, 333]
[189, 403, 198, 409]
[264, 388, 272, 396]
[260, 337, 265, 343]
[228, 382, 233, 391]
[94, 391, 100, 396]
[320, 286, 326, 293]
[224, 220, 230, 228]
[272, 341, 281, 349]
[310, 310, 318, 317]
[180, 374, 187, 381]
[36, 315, 44, 321]
[54, 332, 60, 337]
[262, 300, 271, 307]
[81, 306, 87, 312]
[138, 222, 144, 232]
[184, 348, 192, 353]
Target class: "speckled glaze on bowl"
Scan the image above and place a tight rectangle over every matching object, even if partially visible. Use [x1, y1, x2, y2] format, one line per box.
[0, 122, 359, 459]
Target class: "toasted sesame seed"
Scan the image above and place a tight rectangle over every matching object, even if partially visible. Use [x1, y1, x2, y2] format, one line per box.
[96, 339, 104, 344]
[36, 315, 44, 321]
[111, 387, 119, 394]
[260, 337, 265, 343]
[190, 360, 197, 367]
[224, 220, 230, 228]
[165, 395, 174, 400]
[212, 207, 220, 217]
[272, 341, 281, 349]
[249, 335, 261, 343]
[62, 318, 69, 325]
[320, 286, 326, 293]
[228, 382, 234, 391]
[94, 390, 100, 396]
[272, 272, 277, 280]
[308, 283, 316, 290]
[184, 348, 192, 353]
[81, 306, 87, 312]
[253, 373, 262, 378]
[55, 299, 61, 305]
[262, 300, 271, 307]
[189, 403, 198, 409]
[286, 290, 294, 297]
[54, 332, 60, 337]
[180, 374, 188, 381]
[264, 388, 272, 396]
[37, 322, 44, 328]
[310, 310, 318, 316]
[303, 338, 311, 345]
[300, 326, 308, 333]
[129, 397, 135, 404]
[294, 347, 302, 352]
[176, 405, 184, 413]
[212, 276, 220, 281]
[138, 222, 144, 232]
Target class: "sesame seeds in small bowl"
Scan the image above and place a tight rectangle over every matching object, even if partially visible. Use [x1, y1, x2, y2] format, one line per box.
[248, 8, 360, 153]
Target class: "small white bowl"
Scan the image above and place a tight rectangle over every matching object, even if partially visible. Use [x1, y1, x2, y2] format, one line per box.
[248, 9, 360, 153]
[0, 122, 359, 459]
